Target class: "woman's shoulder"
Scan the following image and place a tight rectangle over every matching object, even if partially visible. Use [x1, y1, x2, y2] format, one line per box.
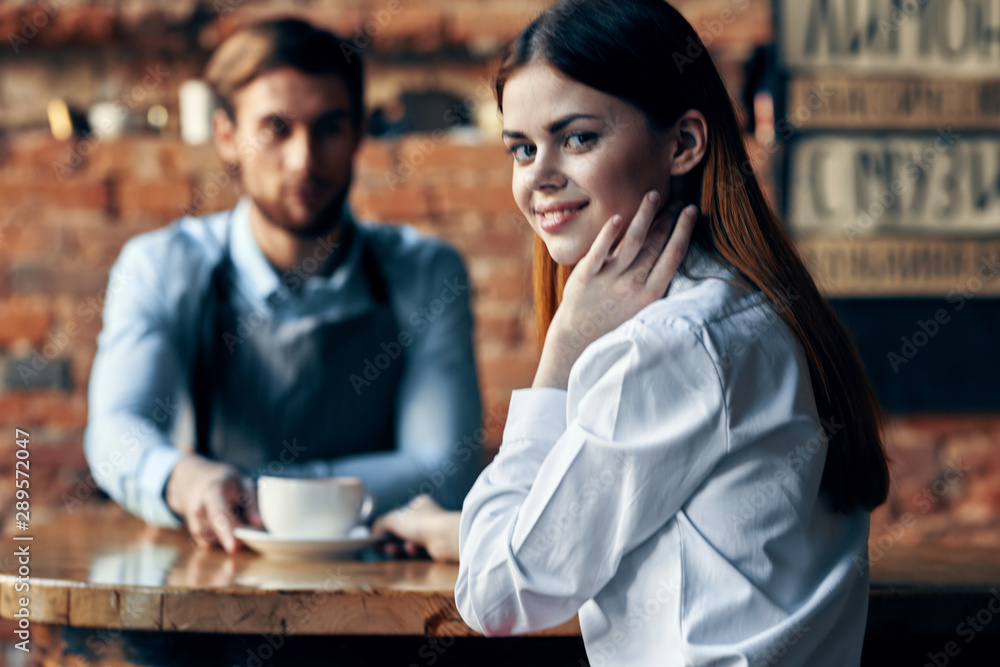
[582, 249, 805, 387]
[634, 247, 776, 340]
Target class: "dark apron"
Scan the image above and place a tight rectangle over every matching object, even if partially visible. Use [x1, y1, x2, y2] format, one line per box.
[190, 215, 404, 475]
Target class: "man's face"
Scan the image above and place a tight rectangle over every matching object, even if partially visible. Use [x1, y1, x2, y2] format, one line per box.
[221, 66, 361, 237]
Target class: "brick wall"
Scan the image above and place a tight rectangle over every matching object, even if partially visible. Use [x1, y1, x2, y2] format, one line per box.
[0, 0, 997, 549]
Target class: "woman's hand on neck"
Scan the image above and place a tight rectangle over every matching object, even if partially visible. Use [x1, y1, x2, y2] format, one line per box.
[532, 194, 698, 389]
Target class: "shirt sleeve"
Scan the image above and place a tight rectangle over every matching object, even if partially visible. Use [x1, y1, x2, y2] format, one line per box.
[455, 318, 729, 636]
[83, 238, 189, 528]
[278, 244, 483, 515]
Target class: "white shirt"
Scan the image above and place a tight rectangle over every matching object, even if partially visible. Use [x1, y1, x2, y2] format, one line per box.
[455, 244, 869, 666]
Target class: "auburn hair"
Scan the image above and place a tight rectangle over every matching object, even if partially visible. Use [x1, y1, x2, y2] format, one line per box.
[497, 0, 889, 513]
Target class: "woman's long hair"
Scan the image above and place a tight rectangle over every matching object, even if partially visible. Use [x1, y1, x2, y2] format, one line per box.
[496, 0, 889, 513]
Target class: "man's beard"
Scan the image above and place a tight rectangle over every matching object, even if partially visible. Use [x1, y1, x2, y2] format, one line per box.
[253, 180, 350, 239]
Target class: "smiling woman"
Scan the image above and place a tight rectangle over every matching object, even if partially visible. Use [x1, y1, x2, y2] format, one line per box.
[500, 64, 696, 266]
[453, 1, 891, 665]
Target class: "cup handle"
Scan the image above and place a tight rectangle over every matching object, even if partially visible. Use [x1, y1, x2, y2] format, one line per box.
[358, 491, 375, 524]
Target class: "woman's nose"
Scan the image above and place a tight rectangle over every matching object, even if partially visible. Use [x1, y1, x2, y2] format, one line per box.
[528, 150, 567, 192]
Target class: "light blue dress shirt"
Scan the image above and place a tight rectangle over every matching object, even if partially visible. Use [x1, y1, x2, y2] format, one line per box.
[85, 197, 482, 527]
[456, 244, 869, 666]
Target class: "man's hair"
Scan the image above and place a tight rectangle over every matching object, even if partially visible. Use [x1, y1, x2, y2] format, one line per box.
[205, 17, 364, 129]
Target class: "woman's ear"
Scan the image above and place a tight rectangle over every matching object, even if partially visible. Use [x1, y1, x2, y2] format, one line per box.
[669, 109, 708, 176]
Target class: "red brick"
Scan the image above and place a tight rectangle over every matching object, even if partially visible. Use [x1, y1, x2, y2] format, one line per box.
[474, 313, 528, 346]
[430, 183, 519, 217]
[7, 263, 110, 296]
[444, 6, 544, 51]
[404, 140, 512, 178]
[474, 261, 532, 302]
[0, 131, 71, 176]
[0, 182, 107, 211]
[478, 352, 538, 392]
[118, 180, 193, 217]
[351, 185, 431, 221]
[0, 296, 51, 346]
[355, 141, 396, 174]
[367, 7, 446, 52]
[450, 227, 531, 259]
[26, 391, 88, 428]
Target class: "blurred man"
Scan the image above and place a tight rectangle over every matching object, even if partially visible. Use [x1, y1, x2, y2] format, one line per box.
[84, 18, 482, 552]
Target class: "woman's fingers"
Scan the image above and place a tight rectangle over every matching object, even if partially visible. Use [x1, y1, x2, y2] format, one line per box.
[580, 214, 624, 275]
[631, 201, 684, 281]
[609, 190, 661, 269]
[645, 204, 698, 294]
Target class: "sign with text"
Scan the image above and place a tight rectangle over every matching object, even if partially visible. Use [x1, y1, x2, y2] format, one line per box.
[787, 76, 1000, 128]
[787, 134, 1000, 236]
[797, 236, 1000, 296]
[780, 0, 1000, 74]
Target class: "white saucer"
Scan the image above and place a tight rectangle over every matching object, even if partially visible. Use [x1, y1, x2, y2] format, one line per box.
[234, 526, 376, 561]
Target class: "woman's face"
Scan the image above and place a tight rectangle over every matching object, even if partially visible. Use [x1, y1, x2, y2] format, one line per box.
[501, 62, 675, 266]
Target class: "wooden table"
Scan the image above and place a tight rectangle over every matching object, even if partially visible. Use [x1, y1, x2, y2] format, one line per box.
[2, 505, 1000, 666]
[0, 504, 582, 666]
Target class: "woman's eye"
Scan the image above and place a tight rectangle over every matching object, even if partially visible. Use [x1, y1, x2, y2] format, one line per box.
[508, 144, 536, 162]
[565, 132, 597, 150]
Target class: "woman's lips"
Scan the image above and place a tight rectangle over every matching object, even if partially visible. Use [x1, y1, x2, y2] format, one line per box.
[536, 202, 589, 232]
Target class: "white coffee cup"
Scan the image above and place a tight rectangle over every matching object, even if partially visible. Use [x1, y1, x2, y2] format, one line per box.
[257, 476, 374, 540]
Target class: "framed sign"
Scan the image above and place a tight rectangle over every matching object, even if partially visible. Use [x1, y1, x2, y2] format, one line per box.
[786, 134, 1000, 237]
[779, 0, 1000, 75]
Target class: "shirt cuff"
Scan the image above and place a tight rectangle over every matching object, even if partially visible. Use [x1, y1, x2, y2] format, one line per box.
[503, 387, 568, 446]
[136, 445, 187, 528]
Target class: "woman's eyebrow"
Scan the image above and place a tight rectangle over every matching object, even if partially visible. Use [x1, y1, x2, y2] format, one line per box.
[502, 113, 602, 139]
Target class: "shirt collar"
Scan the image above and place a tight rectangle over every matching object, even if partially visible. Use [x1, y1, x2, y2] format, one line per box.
[228, 196, 362, 302]
[665, 242, 744, 298]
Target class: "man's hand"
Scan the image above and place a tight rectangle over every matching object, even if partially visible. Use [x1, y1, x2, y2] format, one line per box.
[165, 455, 263, 553]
